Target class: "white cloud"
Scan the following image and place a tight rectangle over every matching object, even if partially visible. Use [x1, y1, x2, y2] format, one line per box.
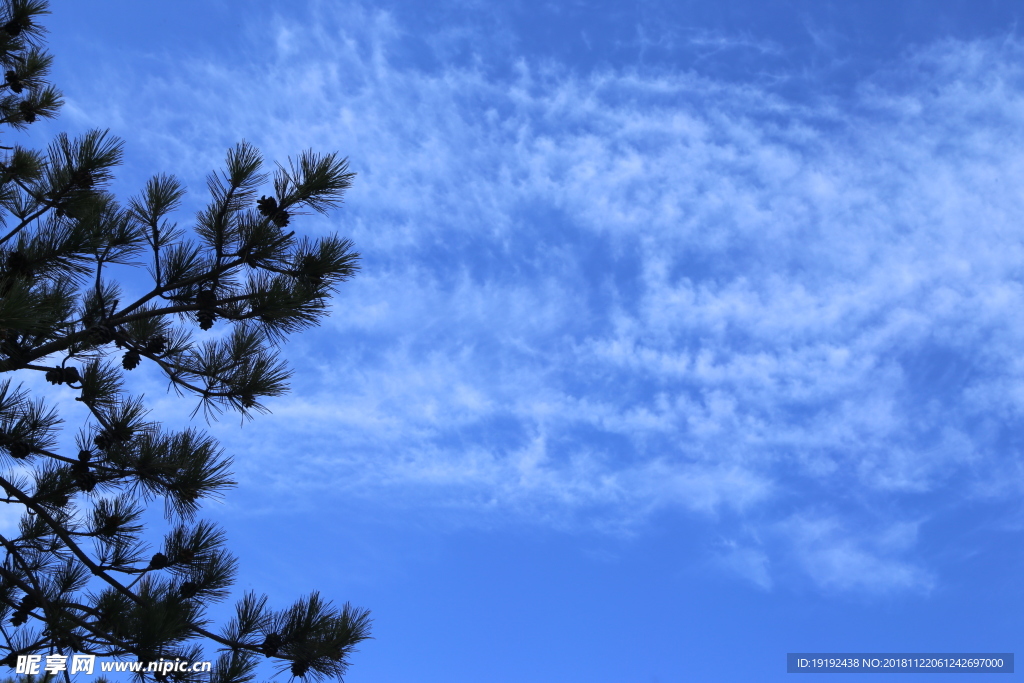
[40, 3, 1024, 592]
[778, 514, 936, 593]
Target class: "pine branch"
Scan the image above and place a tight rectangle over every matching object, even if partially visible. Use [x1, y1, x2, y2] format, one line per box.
[0, 3, 369, 677]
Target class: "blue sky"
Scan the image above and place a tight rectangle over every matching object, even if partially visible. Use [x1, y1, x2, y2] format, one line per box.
[13, 0, 1024, 680]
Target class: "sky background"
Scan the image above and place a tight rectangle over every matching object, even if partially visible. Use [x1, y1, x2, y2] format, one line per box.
[9, 0, 1024, 680]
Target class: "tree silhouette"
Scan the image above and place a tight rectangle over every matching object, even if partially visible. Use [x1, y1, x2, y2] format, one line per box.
[0, 1, 371, 680]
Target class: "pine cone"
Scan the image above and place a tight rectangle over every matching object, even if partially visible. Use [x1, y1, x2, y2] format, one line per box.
[98, 424, 133, 445]
[271, 210, 290, 228]
[45, 366, 81, 385]
[2, 16, 31, 37]
[196, 289, 217, 330]
[148, 552, 169, 570]
[297, 254, 322, 286]
[145, 334, 167, 354]
[122, 349, 140, 370]
[72, 462, 96, 492]
[69, 168, 95, 190]
[18, 100, 35, 123]
[4, 70, 22, 93]
[196, 288, 216, 307]
[256, 195, 278, 215]
[291, 661, 310, 678]
[8, 441, 29, 459]
[198, 310, 216, 330]
[260, 633, 282, 657]
[86, 323, 115, 346]
[256, 195, 290, 227]
[53, 632, 82, 651]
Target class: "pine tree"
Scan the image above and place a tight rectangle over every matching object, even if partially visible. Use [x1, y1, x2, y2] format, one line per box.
[0, 1, 371, 680]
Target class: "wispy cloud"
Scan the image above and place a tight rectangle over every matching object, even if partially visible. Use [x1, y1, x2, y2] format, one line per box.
[777, 514, 936, 594]
[38, 2, 1024, 592]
